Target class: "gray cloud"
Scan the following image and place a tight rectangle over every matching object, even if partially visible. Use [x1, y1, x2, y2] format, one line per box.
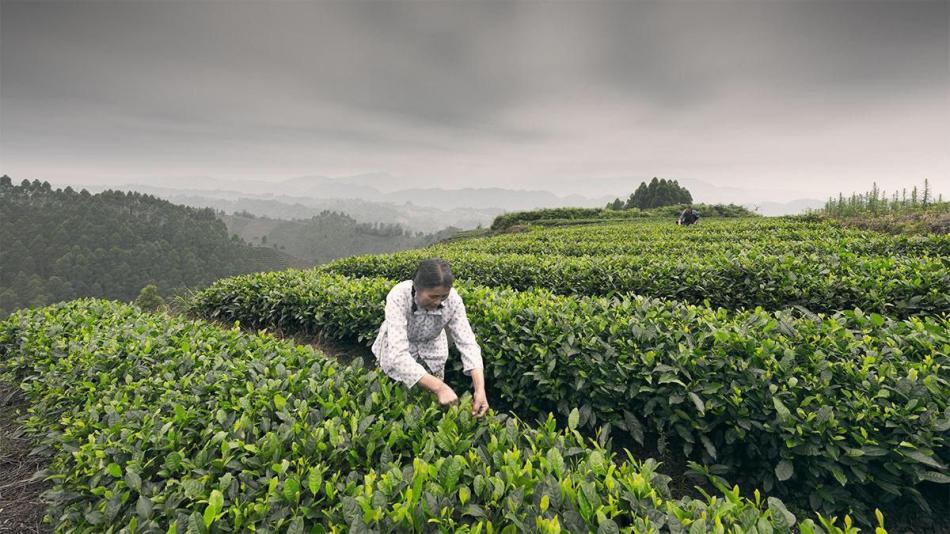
[1, 0, 947, 198]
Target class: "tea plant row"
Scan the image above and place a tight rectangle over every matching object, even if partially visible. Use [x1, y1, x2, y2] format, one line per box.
[0, 299, 869, 533]
[436, 220, 950, 258]
[189, 271, 950, 517]
[320, 250, 948, 318]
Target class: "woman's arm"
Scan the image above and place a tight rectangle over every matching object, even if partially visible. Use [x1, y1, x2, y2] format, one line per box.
[468, 367, 485, 393]
[417, 373, 459, 406]
[378, 285, 429, 388]
[445, 291, 489, 416]
[445, 291, 484, 377]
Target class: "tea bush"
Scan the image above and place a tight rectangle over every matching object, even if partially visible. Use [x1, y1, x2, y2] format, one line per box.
[319, 250, 948, 317]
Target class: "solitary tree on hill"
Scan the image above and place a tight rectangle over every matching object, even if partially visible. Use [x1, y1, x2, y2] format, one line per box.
[607, 178, 693, 210]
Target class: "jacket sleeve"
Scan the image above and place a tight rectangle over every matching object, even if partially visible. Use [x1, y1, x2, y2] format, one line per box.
[378, 285, 428, 388]
[445, 290, 484, 376]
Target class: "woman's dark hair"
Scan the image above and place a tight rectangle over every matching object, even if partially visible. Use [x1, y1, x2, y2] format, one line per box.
[413, 258, 454, 289]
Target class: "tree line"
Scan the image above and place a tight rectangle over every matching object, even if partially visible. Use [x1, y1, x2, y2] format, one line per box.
[0, 176, 292, 317]
[607, 177, 693, 210]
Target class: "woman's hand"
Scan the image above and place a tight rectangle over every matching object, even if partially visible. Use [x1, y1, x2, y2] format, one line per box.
[468, 368, 489, 417]
[418, 374, 458, 406]
[472, 388, 489, 418]
[435, 383, 459, 406]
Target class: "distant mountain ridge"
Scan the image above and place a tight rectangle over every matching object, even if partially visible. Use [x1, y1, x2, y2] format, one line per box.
[74, 172, 824, 220]
[105, 174, 617, 212]
[91, 185, 503, 232]
[383, 187, 615, 210]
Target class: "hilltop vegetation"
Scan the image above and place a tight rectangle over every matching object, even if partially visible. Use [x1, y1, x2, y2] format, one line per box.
[0, 176, 458, 317]
[490, 203, 755, 231]
[806, 180, 949, 234]
[0, 176, 300, 317]
[607, 177, 694, 210]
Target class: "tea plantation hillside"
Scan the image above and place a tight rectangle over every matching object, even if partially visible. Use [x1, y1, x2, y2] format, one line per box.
[321, 219, 948, 317]
[190, 216, 948, 529]
[2, 214, 946, 532]
[2, 300, 856, 533]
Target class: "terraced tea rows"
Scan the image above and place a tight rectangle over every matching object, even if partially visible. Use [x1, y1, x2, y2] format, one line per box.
[320, 250, 948, 317]
[440, 220, 950, 258]
[190, 270, 950, 516]
[0, 300, 860, 533]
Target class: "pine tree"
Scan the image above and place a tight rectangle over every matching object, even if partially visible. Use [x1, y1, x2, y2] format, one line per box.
[626, 178, 692, 209]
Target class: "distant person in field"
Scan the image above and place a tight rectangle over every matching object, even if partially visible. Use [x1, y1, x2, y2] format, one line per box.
[372, 258, 490, 417]
[678, 206, 700, 226]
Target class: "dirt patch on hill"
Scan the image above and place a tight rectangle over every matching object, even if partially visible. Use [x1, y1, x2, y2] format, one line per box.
[0, 383, 51, 533]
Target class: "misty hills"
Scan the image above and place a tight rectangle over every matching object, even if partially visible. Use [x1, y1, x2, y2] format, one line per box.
[108, 173, 821, 218]
[91, 174, 619, 228]
[0, 176, 302, 317]
[105, 185, 503, 233]
[220, 211, 458, 264]
[0, 176, 452, 318]
[383, 188, 612, 211]
[74, 173, 823, 229]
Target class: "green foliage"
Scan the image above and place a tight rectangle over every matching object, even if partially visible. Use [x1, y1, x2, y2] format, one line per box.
[620, 177, 693, 210]
[189, 270, 950, 518]
[322, 219, 949, 318]
[806, 180, 950, 235]
[320, 248, 948, 318]
[0, 299, 842, 532]
[448, 219, 949, 257]
[5, 173, 943, 530]
[133, 284, 166, 311]
[492, 208, 612, 230]
[491, 204, 755, 230]
[818, 179, 947, 218]
[0, 177, 293, 318]
[221, 210, 458, 265]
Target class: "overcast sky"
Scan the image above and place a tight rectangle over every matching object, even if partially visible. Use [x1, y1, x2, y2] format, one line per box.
[1, 0, 947, 200]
